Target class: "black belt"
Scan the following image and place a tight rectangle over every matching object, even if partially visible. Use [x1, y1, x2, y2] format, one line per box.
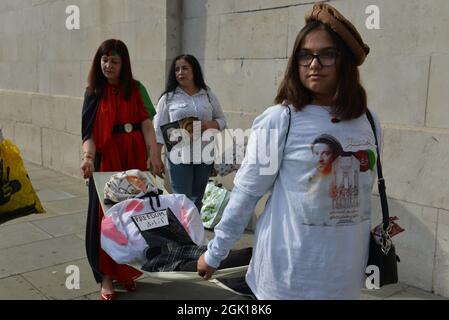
[112, 123, 141, 134]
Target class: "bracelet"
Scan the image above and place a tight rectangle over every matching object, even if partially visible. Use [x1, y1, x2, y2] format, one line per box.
[83, 151, 94, 159]
[82, 153, 94, 161]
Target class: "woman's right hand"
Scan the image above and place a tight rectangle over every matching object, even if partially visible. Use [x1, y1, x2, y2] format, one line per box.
[80, 159, 95, 179]
[197, 253, 217, 280]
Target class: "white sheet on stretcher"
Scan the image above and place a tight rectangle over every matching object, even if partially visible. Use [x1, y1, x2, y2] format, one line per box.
[129, 262, 247, 281]
[92, 172, 249, 283]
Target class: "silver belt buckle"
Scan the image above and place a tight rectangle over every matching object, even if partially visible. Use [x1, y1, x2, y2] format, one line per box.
[124, 123, 133, 133]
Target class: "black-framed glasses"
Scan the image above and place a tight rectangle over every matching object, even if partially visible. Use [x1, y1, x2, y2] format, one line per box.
[296, 50, 339, 67]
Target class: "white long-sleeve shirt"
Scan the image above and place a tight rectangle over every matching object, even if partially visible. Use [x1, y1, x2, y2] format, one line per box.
[153, 87, 226, 164]
[205, 104, 382, 300]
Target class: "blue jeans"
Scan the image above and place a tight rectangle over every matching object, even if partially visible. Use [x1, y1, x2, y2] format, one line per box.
[167, 160, 213, 211]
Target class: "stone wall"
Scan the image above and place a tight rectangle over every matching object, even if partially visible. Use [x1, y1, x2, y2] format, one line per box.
[0, 90, 82, 177]
[0, 0, 180, 177]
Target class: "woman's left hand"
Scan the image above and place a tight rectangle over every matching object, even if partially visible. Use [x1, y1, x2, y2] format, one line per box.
[201, 121, 218, 132]
[201, 121, 210, 132]
[148, 156, 164, 178]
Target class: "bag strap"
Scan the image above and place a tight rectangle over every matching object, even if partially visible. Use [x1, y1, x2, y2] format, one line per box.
[138, 189, 163, 211]
[285, 106, 291, 144]
[366, 110, 390, 231]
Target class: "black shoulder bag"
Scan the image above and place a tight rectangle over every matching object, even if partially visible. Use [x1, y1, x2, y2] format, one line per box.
[366, 110, 400, 287]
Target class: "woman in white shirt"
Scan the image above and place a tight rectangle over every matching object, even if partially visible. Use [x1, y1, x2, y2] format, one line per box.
[153, 55, 226, 211]
[197, 3, 381, 299]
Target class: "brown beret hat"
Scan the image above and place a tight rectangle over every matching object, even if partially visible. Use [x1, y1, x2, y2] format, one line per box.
[305, 3, 370, 66]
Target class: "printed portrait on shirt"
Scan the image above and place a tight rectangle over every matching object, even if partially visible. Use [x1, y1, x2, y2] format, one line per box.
[302, 134, 376, 226]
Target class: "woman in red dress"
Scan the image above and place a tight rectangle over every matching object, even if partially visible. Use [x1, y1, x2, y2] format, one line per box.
[80, 39, 164, 300]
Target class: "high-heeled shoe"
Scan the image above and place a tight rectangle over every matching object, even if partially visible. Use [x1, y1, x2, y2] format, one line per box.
[101, 276, 115, 300]
[123, 281, 136, 292]
[100, 291, 116, 300]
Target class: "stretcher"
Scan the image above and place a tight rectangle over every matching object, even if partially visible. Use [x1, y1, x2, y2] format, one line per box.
[92, 172, 249, 291]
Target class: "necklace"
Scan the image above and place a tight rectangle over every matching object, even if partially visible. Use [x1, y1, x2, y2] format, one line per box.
[317, 105, 340, 123]
[331, 117, 340, 123]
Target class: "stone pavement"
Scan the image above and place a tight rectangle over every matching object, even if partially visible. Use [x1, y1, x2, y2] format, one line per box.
[0, 161, 446, 300]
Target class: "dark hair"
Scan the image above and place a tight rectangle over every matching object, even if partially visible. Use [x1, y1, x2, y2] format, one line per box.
[86, 39, 134, 99]
[275, 21, 367, 120]
[160, 54, 208, 100]
[311, 134, 345, 157]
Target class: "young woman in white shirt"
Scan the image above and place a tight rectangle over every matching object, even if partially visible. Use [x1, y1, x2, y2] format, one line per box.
[197, 3, 381, 299]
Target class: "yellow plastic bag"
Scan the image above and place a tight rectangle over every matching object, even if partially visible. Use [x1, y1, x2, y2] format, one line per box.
[0, 139, 45, 220]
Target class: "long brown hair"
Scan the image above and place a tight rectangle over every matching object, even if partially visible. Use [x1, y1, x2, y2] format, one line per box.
[160, 54, 208, 100]
[275, 21, 367, 120]
[86, 39, 135, 99]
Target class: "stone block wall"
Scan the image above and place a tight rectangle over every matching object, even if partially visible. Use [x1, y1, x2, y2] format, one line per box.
[0, 90, 83, 177]
[0, 0, 181, 177]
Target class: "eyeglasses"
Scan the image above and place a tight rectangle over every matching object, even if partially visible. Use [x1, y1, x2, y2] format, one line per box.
[296, 50, 339, 67]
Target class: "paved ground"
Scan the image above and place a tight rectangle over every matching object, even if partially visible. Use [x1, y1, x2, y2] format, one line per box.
[0, 161, 446, 300]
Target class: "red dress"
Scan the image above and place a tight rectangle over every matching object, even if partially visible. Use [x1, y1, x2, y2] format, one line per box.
[92, 81, 149, 284]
